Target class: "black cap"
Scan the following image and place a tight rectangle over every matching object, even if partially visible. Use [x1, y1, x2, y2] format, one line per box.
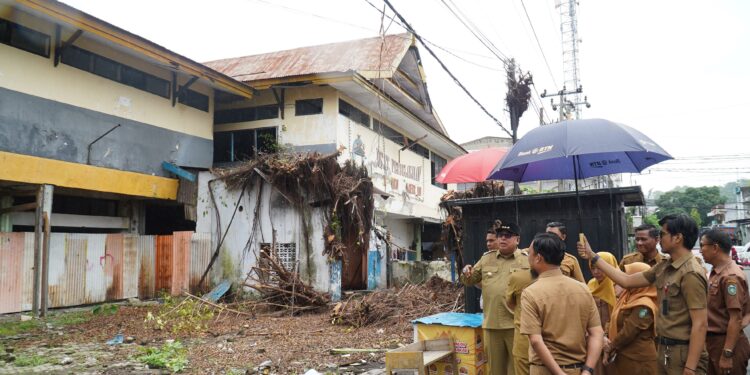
[495, 220, 521, 236]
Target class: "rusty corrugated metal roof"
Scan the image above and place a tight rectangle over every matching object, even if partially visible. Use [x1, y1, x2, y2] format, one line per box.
[204, 34, 413, 82]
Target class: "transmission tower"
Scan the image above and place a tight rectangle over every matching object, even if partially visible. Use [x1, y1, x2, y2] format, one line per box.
[557, 0, 583, 119]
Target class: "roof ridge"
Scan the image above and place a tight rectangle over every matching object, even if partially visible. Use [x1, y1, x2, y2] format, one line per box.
[203, 33, 411, 65]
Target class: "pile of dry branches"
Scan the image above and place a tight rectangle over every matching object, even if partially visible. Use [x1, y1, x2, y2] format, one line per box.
[243, 247, 330, 314]
[212, 150, 374, 260]
[331, 276, 464, 328]
[440, 181, 505, 201]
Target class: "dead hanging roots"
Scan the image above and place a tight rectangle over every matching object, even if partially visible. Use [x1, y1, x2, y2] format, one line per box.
[212, 151, 374, 260]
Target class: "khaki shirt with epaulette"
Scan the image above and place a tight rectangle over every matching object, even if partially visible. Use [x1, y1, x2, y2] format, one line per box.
[461, 248, 527, 329]
[506, 261, 533, 358]
[561, 252, 585, 283]
[620, 251, 663, 268]
[642, 252, 708, 340]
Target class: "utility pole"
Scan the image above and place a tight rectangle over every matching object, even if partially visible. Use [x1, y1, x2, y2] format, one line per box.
[505, 58, 533, 195]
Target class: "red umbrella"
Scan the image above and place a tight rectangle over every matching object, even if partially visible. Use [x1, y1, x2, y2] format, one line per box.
[436, 148, 508, 183]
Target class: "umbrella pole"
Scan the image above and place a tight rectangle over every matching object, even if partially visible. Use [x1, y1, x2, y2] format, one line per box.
[573, 155, 584, 237]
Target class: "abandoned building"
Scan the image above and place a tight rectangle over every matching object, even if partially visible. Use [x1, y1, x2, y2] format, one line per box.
[199, 34, 466, 296]
[0, 0, 467, 315]
[0, 0, 254, 314]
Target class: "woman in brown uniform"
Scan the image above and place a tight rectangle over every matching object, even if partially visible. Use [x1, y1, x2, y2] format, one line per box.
[588, 251, 618, 375]
[605, 262, 658, 375]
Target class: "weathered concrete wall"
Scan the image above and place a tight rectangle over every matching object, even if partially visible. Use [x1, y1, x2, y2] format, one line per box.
[195, 171, 330, 292]
[214, 86, 339, 153]
[0, 87, 213, 176]
[389, 260, 452, 287]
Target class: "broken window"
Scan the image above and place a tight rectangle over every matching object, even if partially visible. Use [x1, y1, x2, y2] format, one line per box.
[431, 152, 447, 189]
[339, 99, 370, 128]
[0, 18, 50, 58]
[213, 127, 278, 163]
[295, 98, 323, 116]
[214, 105, 279, 124]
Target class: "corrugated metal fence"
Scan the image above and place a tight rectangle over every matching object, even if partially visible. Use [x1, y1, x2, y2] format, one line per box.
[0, 231, 212, 314]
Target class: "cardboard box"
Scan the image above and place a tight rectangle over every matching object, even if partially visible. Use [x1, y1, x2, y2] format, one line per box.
[414, 312, 487, 374]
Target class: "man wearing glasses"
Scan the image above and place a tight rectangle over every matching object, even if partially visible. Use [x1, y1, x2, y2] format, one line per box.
[462, 220, 527, 375]
[578, 213, 709, 375]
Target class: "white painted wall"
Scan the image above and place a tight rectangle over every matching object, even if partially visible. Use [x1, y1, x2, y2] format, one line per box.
[195, 171, 330, 292]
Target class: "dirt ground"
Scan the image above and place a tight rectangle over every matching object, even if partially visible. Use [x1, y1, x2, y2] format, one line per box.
[0, 301, 413, 374]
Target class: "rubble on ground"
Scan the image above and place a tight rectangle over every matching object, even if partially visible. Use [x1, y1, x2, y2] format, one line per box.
[331, 276, 464, 328]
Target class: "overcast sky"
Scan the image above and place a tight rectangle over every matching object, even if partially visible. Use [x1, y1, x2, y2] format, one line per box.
[63, 0, 750, 195]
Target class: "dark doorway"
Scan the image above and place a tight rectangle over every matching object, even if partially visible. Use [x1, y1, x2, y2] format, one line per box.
[144, 202, 195, 235]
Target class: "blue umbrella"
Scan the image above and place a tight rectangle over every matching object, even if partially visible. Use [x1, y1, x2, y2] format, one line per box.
[489, 118, 672, 231]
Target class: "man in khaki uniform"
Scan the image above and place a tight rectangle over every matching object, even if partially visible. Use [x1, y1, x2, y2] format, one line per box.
[462, 221, 527, 375]
[699, 229, 750, 375]
[621, 223, 664, 268]
[520, 232, 603, 375]
[506, 255, 534, 375]
[578, 213, 709, 375]
[546, 222, 585, 283]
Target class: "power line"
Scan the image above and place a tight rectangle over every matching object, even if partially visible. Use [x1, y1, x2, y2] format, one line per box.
[382, 0, 513, 137]
[362, 0, 503, 71]
[519, 0, 559, 89]
[438, 0, 510, 63]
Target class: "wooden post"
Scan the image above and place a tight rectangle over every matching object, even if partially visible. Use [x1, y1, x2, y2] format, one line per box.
[40, 212, 51, 317]
[32, 185, 53, 317]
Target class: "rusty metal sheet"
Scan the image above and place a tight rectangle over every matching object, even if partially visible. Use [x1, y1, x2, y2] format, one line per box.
[171, 231, 191, 296]
[155, 235, 173, 294]
[122, 235, 139, 299]
[84, 234, 106, 305]
[189, 232, 212, 292]
[48, 233, 89, 308]
[204, 34, 412, 82]
[138, 235, 156, 300]
[0, 233, 26, 314]
[105, 234, 124, 300]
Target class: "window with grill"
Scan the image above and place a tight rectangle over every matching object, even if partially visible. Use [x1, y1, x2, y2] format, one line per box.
[339, 99, 370, 128]
[0, 18, 50, 58]
[295, 98, 323, 116]
[260, 242, 297, 271]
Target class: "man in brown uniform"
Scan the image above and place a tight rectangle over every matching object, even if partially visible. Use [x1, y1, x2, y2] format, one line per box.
[621, 224, 664, 268]
[462, 221, 527, 375]
[699, 229, 750, 375]
[546, 222, 586, 283]
[521, 232, 603, 375]
[506, 254, 534, 375]
[578, 213, 709, 375]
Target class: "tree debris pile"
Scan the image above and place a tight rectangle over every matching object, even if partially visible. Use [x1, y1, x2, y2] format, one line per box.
[331, 276, 464, 328]
[439, 181, 505, 201]
[212, 150, 374, 260]
[243, 247, 330, 314]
